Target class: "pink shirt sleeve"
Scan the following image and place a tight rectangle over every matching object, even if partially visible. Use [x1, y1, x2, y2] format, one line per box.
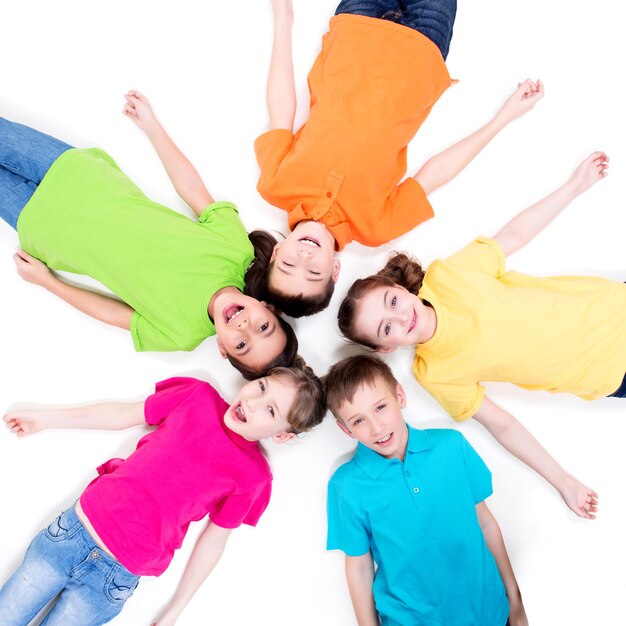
[211, 480, 273, 529]
[144, 377, 204, 425]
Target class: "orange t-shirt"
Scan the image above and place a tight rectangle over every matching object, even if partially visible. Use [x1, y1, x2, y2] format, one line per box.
[255, 14, 451, 251]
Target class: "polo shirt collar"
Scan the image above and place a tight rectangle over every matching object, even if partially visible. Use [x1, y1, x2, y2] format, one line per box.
[354, 424, 430, 479]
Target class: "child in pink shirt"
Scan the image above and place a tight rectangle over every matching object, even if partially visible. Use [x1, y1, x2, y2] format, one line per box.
[0, 363, 325, 626]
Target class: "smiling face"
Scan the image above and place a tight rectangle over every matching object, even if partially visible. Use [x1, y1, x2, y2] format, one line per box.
[335, 377, 409, 461]
[268, 221, 340, 298]
[213, 292, 287, 371]
[224, 374, 298, 443]
[353, 285, 437, 351]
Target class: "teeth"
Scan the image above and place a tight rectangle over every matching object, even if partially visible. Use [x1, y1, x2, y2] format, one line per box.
[228, 308, 244, 323]
[376, 434, 391, 444]
[299, 238, 320, 247]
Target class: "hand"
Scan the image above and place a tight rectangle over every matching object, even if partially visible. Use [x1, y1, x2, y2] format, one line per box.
[569, 151, 609, 195]
[123, 90, 159, 134]
[508, 598, 529, 626]
[496, 79, 544, 125]
[13, 249, 54, 288]
[3, 410, 51, 437]
[559, 474, 598, 519]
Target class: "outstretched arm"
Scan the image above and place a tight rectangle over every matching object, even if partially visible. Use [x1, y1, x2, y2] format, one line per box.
[415, 80, 544, 195]
[266, 0, 296, 131]
[472, 396, 598, 519]
[123, 90, 213, 216]
[4, 400, 145, 436]
[493, 151, 608, 256]
[476, 502, 528, 626]
[152, 522, 232, 626]
[13, 249, 134, 330]
[345, 554, 379, 626]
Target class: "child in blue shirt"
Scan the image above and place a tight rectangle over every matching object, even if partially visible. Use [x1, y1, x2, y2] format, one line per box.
[323, 355, 526, 626]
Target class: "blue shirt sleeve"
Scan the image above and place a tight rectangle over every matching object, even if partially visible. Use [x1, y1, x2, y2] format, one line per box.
[457, 433, 493, 504]
[327, 474, 371, 557]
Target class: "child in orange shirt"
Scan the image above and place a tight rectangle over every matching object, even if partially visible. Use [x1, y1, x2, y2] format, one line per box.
[248, 0, 544, 317]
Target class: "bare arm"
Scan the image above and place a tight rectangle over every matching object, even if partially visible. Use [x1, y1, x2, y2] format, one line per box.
[266, 0, 296, 131]
[3, 400, 145, 437]
[345, 553, 379, 626]
[476, 502, 528, 626]
[13, 249, 133, 330]
[415, 80, 544, 195]
[123, 90, 214, 216]
[493, 151, 608, 256]
[472, 396, 598, 519]
[152, 522, 232, 626]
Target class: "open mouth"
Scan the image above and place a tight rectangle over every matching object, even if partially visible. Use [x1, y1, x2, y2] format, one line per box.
[298, 237, 321, 248]
[231, 403, 247, 423]
[408, 309, 417, 333]
[223, 304, 244, 324]
[375, 433, 393, 446]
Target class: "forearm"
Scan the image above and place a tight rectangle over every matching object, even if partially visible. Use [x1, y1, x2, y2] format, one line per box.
[267, 3, 296, 130]
[144, 122, 213, 215]
[159, 523, 230, 622]
[346, 556, 379, 626]
[44, 275, 133, 330]
[493, 179, 578, 256]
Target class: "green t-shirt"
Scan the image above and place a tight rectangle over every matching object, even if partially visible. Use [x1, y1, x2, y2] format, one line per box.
[17, 148, 254, 352]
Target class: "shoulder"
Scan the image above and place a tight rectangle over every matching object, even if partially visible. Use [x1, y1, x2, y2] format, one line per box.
[329, 457, 360, 490]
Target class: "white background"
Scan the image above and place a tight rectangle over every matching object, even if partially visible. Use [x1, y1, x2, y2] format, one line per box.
[1, 1, 624, 624]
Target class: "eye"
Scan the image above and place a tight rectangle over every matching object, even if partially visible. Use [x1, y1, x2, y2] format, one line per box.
[353, 417, 364, 426]
[267, 406, 275, 418]
[376, 404, 386, 412]
[258, 380, 266, 394]
[384, 322, 391, 336]
[391, 296, 397, 309]
[283, 262, 294, 268]
[259, 322, 269, 332]
[236, 339, 247, 350]
[309, 270, 321, 276]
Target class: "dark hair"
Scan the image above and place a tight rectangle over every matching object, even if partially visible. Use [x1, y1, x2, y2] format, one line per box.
[244, 230, 335, 318]
[322, 354, 399, 419]
[227, 314, 299, 380]
[337, 252, 425, 349]
[271, 356, 327, 434]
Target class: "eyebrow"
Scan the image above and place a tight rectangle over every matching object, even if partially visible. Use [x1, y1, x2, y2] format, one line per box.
[376, 290, 389, 337]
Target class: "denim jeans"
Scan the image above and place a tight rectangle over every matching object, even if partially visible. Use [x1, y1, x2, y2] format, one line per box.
[608, 373, 626, 398]
[0, 506, 139, 626]
[335, 0, 457, 59]
[0, 116, 72, 229]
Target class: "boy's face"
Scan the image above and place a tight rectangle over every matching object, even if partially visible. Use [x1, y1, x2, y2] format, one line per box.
[335, 377, 409, 461]
[268, 221, 340, 298]
[224, 374, 297, 443]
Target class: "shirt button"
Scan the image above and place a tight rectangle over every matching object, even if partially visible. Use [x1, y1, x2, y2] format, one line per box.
[404, 471, 410, 477]
[413, 487, 420, 494]
[326, 191, 332, 198]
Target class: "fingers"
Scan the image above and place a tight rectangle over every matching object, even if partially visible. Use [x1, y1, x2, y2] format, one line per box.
[3, 414, 28, 437]
[123, 103, 138, 118]
[517, 78, 544, 100]
[13, 248, 32, 263]
[579, 489, 599, 520]
[126, 89, 147, 103]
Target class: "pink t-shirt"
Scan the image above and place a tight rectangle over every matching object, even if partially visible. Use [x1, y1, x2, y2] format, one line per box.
[79, 377, 273, 576]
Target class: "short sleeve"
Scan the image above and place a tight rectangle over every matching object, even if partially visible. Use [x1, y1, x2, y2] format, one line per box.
[254, 129, 295, 200]
[419, 379, 485, 422]
[131, 312, 189, 352]
[444, 237, 505, 277]
[211, 480, 272, 529]
[373, 178, 434, 245]
[144, 377, 205, 426]
[456, 433, 493, 504]
[198, 200, 241, 227]
[327, 477, 371, 557]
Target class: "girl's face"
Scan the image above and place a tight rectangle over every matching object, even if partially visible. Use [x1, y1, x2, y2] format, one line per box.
[268, 221, 340, 298]
[354, 285, 436, 350]
[213, 292, 287, 371]
[224, 374, 298, 443]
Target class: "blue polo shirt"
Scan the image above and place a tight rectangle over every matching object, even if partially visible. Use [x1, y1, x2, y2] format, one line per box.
[327, 426, 509, 626]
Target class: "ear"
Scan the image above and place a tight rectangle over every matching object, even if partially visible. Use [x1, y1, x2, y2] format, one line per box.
[396, 383, 407, 409]
[272, 431, 297, 444]
[375, 346, 396, 354]
[331, 258, 341, 283]
[335, 419, 354, 438]
[270, 242, 281, 263]
[216, 339, 228, 359]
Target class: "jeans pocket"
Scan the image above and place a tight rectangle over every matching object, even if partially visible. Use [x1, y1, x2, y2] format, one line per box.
[45, 509, 79, 541]
[104, 567, 140, 604]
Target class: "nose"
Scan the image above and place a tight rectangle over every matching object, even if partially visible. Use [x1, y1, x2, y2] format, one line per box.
[236, 315, 248, 328]
[369, 415, 384, 437]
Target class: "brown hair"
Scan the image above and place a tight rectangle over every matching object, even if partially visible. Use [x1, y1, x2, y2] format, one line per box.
[271, 356, 327, 434]
[227, 314, 299, 380]
[322, 354, 399, 420]
[244, 230, 335, 318]
[337, 252, 425, 348]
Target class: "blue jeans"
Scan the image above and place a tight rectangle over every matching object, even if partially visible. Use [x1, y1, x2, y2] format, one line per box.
[335, 0, 457, 59]
[0, 506, 139, 626]
[608, 373, 626, 398]
[0, 117, 72, 229]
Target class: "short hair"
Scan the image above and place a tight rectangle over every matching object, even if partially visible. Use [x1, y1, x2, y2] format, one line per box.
[271, 356, 327, 434]
[322, 354, 399, 419]
[227, 315, 299, 380]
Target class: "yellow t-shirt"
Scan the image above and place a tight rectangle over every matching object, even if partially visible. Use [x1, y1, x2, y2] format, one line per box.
[413, 237, 626, 421]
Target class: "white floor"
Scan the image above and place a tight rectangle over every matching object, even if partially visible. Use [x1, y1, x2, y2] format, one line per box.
[1, 1, 624, 625]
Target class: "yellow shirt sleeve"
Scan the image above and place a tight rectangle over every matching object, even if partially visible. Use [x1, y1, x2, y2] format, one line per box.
[420, 379, 486, 422]
[444, 237, 506, 278]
